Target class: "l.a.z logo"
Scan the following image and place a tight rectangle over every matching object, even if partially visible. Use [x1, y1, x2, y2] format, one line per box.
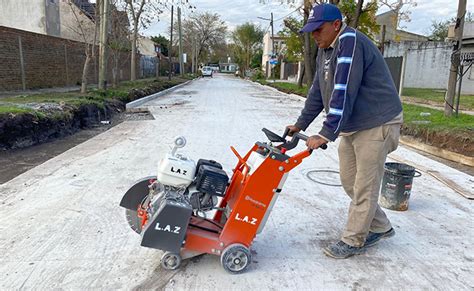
[235, 213, 258, 225]
[155, 222, 181, 234]
[171, 167, 187, 175]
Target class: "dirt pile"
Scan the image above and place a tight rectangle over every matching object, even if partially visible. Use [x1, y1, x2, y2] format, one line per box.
[402, 126, 474, 157]
[0, 100, 124, 150]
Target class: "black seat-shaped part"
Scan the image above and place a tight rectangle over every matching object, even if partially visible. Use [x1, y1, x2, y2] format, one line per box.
[262, 128, 286, 143]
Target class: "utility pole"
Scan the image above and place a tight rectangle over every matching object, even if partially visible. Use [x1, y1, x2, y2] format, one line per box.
[169, 5, 174, 81]
[271, 12, 275, 82]
[98, 0, 109, 90]
[445, 0, 466, 116]
[195, 40, 198, 74]
[178, 6, 184, 77]
[258, 13, 275, 80]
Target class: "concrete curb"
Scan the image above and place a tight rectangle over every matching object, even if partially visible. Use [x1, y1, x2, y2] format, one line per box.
[126, 79, 194, 110]
[250, 80, 306, 101]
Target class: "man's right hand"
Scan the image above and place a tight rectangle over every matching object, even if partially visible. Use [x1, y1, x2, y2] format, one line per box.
[286, 125, 301, 137]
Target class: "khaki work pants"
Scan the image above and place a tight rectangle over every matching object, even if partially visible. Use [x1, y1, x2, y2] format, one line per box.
[338, 124, 401, 247]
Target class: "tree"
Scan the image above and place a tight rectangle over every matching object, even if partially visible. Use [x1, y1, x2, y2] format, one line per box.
[280, 17, 306, 86]
[64, 1, 98, 93]
[429, 19, 453, 41]
[339, 0, 379, 38]
[123, 0, 163, 81]
[429, 12, 472, 41]
[280, 18, 304, 63]
[179, 12, 227, 67]
[151, 34, 169, 56]
[108, 4, 131, 87]
[378, 0, 417, 29]
[231, 23, 265, 75]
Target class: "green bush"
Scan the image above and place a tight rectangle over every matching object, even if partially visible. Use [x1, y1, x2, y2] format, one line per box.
[251, 69, 265, 82]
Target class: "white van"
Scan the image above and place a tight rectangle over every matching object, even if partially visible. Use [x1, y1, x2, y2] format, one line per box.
[201, 66, 213, 77]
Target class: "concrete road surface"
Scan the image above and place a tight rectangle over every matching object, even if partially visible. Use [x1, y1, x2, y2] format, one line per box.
[1, 74, 473, 289]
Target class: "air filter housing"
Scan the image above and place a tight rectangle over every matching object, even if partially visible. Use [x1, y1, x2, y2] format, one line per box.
[195, 165, 229, 196]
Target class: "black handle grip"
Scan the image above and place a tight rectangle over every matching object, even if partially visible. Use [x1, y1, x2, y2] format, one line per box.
[279, 128, 328, 151]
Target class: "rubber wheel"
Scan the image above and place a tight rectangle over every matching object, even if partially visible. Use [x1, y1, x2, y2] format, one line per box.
[125, 208, 143, 234]
[161, 252, 182, 270]
[220, 244, 251, 274]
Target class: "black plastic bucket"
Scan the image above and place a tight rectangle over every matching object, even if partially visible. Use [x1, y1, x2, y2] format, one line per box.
[379, 162, 421, 211]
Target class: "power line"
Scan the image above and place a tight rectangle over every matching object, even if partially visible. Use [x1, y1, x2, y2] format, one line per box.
[274, 4, 303, 22]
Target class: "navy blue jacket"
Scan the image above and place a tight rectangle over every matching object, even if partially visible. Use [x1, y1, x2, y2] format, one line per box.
[295, 26, 402, 141]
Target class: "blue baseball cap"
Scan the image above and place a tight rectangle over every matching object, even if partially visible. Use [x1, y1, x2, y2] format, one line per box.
[299, 3, 342, 33]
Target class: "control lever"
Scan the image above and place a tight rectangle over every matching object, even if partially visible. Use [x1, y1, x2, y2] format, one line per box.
[281, 128, 327, 151]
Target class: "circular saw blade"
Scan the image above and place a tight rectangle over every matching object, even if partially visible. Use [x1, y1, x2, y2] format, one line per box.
[125, 208, 143, 234]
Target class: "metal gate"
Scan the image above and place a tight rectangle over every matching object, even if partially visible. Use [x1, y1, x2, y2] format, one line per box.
[384, 56, 403, 95]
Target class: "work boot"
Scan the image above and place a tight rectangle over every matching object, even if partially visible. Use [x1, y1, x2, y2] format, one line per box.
[323, 240, 364, 259]
[364, 228, 395, 247]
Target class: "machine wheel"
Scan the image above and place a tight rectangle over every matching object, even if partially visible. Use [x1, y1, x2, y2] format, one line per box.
[125, 208, 143, 234]
[220, 244, 251, 274]
[161, 252, 182, 270]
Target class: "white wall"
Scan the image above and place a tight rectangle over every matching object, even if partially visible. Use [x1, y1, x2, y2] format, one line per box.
[59, 1, 96, 43]
[137, 36, 157, 57]
[261, 32, 272, 74]
[384, 41, 474, 94]
[0, 0, 46, 34]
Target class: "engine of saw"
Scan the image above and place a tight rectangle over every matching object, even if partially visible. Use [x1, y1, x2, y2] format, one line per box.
[131, 137, 230, 253]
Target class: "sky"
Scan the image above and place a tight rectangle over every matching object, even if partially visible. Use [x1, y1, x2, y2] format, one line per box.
[142, 0, 473, 38]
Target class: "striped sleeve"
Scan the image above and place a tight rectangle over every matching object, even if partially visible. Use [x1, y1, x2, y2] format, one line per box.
[319, 28, 364, 141]
[295, 66, 324, 131]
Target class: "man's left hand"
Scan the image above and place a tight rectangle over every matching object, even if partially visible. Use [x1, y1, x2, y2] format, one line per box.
[306, 135, 328, 150]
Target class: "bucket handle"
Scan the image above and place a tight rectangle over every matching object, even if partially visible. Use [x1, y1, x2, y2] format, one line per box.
[385, 169, 422, 178]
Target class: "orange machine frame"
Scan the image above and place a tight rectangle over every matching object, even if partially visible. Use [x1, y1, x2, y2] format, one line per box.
[182, 143, 311, 256]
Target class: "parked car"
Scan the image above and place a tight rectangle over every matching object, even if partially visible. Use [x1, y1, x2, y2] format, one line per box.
[201, 66, 213, 77]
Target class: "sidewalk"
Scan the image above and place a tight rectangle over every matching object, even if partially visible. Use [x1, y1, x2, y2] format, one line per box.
[401, 98, 474, 116]
[0, 85, 87, 98]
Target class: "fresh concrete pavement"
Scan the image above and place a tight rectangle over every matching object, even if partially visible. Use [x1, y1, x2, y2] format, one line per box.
[0, 74, 472, 289]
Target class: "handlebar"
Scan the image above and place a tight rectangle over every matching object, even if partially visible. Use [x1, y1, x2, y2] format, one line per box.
[263, 128, 327, 151]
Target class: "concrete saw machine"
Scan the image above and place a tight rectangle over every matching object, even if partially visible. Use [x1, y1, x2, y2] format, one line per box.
[119, 128, 326, 274]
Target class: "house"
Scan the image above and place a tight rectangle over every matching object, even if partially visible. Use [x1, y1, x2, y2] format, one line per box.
[137, 36, 158, 57]
[375, 10, 429, 43]
[0, 0, 97, 43]
[0, 0, 62, 37]
[219, 63, 238, 73]
[261, 31, 287, 78]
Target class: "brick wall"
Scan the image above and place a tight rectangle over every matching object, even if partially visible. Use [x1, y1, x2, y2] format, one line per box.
[0, 26, 136, 91]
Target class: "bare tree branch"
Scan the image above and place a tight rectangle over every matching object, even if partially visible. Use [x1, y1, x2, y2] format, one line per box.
[378, 0, 417, 28]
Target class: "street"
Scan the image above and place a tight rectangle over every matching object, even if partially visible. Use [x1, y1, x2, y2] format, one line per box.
[1, 74, 473, 289]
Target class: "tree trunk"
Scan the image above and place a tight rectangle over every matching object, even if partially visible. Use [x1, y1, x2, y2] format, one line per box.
[131, 28, 138, 81]
[81, 44, 91, 93]
[297, 63, 305, 88]
[112, 52, 119, 88]
[303, 0, 315, 87]
[303, 33, 315, 86]
[351, 0, 364, 28]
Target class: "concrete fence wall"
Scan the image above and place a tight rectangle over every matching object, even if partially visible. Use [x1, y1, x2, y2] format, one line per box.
[0, 26, 135, 91]
[383, 40, 474, 94]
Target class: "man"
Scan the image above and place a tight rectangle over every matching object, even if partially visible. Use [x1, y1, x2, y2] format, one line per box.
[287, 3, 403, 259]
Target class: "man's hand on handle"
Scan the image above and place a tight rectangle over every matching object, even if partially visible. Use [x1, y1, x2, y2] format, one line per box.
[285, 125, 301, 137]
[286, 125, 328, 150]
[306, 135, 328, 150]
